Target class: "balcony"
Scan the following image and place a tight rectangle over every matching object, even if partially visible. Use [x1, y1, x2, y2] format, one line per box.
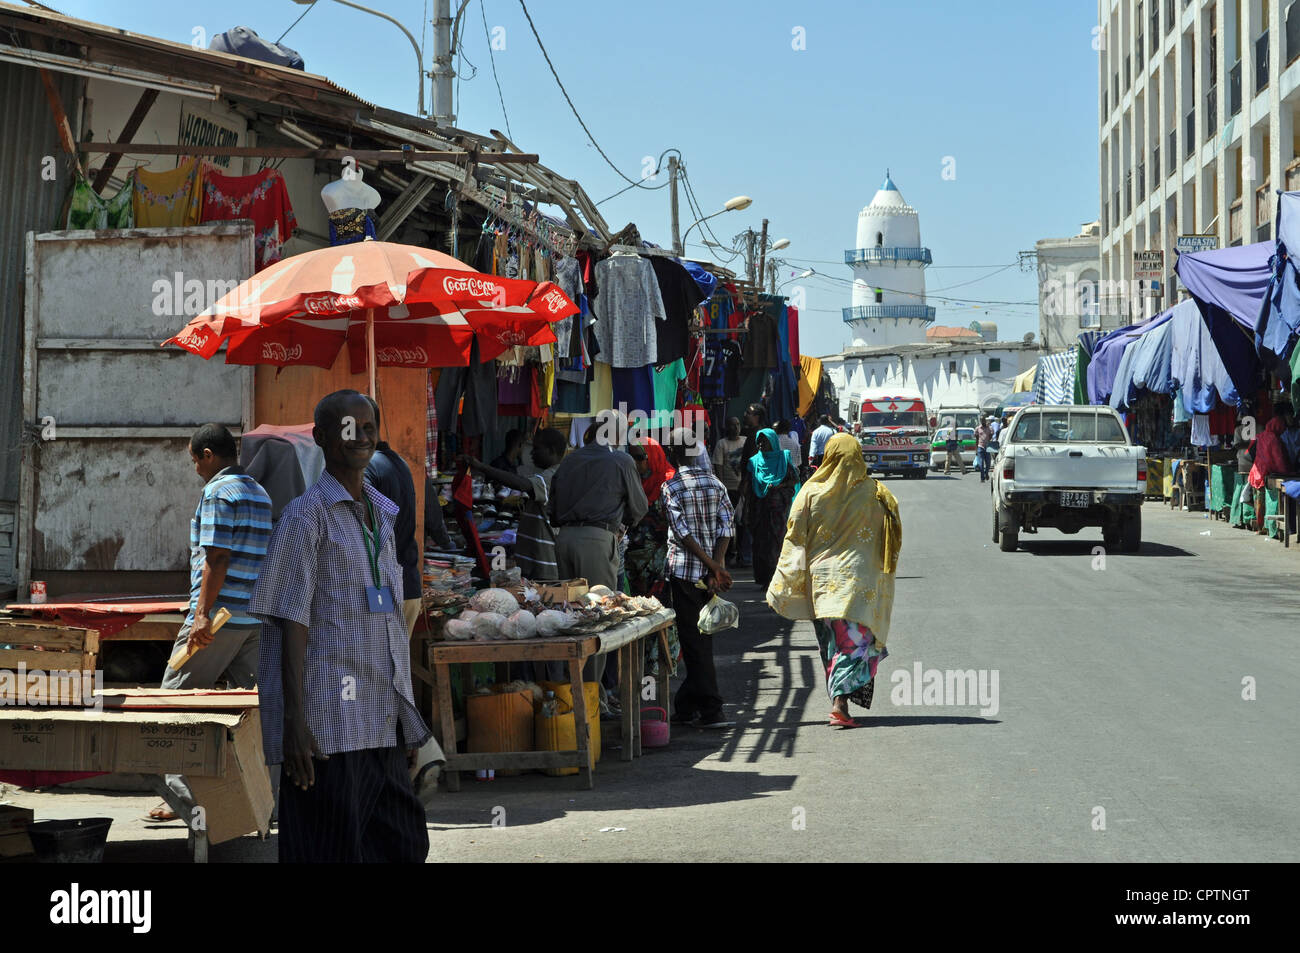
[842, 304, 937, 324]
[1185, 108, 1195, 156]
[1288, 156, 1300, 192]
[1257, 183, 1273, 225]
[1256, 31, 1269, 93]
[1229, 198, 1243, 245]
[844, 247, 933, 266]
[1229, 59, 1242, 116]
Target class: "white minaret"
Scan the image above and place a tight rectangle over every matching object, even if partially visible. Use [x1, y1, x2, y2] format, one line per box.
[844, 172, 935, 347]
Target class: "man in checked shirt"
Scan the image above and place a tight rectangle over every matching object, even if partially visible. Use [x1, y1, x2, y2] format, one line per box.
[249, 390, 430, 863]
[662, 427, 736, 730]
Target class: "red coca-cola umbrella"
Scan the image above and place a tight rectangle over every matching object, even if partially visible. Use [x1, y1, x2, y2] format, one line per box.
[162, 239, 577, 396]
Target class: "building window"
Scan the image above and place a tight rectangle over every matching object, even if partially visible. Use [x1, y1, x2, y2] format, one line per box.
[876, 232, 883, 246]
[989, 358, 1001, 373]
[948, 360, 957, 374]
[875, 289, 883, 303]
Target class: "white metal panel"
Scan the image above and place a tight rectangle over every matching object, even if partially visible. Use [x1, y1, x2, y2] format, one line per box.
[19, 224, 255, 587]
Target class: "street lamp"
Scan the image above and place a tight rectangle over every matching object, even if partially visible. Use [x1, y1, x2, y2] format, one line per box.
[291, 0, 427, 117]
[682, 195, 752, 248]
[776, 267, 814, 290]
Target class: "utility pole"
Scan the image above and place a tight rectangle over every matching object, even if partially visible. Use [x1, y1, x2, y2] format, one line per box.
[431, 0, 455, 125]
[757, 218, 769, 293]
[669, 155, 681, 255]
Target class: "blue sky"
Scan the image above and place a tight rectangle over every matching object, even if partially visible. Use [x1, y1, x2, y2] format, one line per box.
[61, 0, 1099, 356]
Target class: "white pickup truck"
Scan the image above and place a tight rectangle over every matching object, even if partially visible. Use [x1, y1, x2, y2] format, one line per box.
[991, 405, 1147, 552]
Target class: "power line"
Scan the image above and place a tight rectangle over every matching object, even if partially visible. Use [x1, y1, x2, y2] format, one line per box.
[276, 0, 317, 43]
[516, 0, 663, 192]
[481, 0, 511, 139]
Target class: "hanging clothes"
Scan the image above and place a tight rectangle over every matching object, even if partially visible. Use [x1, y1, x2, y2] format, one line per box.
[611, 365, 655, 424]
[67, 175, 134, 230]
[787, 305, 801, 370]
[651, 359, 686, 429]
[327, 207, 377, 246]
[591, 255, 667, 368]
[201, 168, 298, 270]
[434, 339, 497, 436]
[743, 299, 782, 368]
[133, 158, 205, 227]
[426, 369, 440, 478]
[552, 256, 583, 360]
[1190, 413, 1212, 447]
[649, 257, 705, 365]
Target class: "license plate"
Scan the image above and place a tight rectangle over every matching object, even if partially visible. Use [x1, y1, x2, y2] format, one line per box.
[884, 455, 906, 462]
[1060, 491, 1091, 507]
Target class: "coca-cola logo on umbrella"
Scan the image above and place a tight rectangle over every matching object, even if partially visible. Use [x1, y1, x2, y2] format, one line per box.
[262, 342, 303, 361]
[493, 329, 529, 346]
[303, 293, 364, 314]
[539, 289, 569, 314]
[376, 346, 428, 364]
[442, 276, 501, 298]
[175, 327, 211, 351]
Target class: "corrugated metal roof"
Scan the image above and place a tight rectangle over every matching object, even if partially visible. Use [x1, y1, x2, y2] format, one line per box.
[0, 62, 81, 503]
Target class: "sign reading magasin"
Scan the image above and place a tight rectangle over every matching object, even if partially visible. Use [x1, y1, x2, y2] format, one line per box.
[178, 103, 242, 171]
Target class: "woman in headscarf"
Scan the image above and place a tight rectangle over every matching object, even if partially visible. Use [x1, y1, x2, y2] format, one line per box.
[743, 428, 801, 590]
[625, 437, 678, 675]
[766, 432, 902, 729]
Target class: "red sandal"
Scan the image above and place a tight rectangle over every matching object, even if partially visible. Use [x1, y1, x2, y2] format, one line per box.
[828, 711, 859, 729]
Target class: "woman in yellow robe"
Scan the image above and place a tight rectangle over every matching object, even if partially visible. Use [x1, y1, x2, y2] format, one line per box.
[766, 432, 901, 728]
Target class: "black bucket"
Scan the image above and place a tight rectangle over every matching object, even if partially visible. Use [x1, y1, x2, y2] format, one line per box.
[27, 818, 113, 863]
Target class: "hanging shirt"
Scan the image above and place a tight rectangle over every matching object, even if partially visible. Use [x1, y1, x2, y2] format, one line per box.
[67, 175, 134, 230]
[132, 157, 204, 227]
[553, 256, 584, 360]
[591, 255, 667, 368]
[649, 257, 705, 365]
[202, 168, 298, 270]
[700, 339, 742, 400]
[651, 359, 686, 428]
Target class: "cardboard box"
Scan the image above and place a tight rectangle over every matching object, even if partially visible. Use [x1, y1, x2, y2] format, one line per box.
[0, 709, 235, 775]
[187, 710, 273, 846]
[536, 578, 588, 604]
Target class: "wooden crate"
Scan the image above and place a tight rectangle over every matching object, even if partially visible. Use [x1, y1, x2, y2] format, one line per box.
[0, 621, 99, 705]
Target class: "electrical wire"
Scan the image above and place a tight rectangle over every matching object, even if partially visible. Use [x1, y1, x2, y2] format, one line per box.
[481, 0, 512, 139]
[276, 0, 317, 43]
[516, 0, 664, 192]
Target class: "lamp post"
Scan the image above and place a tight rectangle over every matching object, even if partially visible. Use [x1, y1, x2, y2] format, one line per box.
[681, 195, 752, 253]
[291, 0, 427, 117]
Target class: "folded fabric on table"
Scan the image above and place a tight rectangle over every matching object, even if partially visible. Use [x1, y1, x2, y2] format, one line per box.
[1282, 480, 1300, 500]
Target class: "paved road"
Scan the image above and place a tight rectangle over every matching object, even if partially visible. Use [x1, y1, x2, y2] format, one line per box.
[6, 472, 1297, 862]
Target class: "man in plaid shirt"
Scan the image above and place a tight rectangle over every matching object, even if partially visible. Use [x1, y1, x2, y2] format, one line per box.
[662, 427, 736, 729]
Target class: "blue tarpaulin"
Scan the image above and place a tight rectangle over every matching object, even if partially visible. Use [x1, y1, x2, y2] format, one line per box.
[1253, 191, 1300, 380]
[1110, 313, 1175, 410]
[1175, 242, 1270, 397]
[1168, 298, 1239, 412]
[1088, 313, 1168, 404]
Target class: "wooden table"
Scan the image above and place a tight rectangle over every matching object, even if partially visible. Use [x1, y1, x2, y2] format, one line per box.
[1264, 475, 1300, 546]
[427, 608, 675, 791]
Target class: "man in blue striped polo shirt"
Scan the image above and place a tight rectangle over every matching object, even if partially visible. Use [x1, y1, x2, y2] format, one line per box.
[149, 423, 271, 822]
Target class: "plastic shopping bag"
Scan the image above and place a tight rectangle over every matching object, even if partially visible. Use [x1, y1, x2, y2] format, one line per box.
[697, 593, 739, 635]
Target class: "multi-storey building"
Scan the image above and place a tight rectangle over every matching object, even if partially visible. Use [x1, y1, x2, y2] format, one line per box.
[1099, 0, 1300, 325]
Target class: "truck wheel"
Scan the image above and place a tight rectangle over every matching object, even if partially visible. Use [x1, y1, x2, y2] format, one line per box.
[998, 504, 1018, 552]
[1121, 507, 1142, 552]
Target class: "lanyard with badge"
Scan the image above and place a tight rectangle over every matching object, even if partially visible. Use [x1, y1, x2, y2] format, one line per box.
[359, 495, 396, 613]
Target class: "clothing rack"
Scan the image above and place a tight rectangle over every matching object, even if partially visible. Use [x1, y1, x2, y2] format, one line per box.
[460, 178, 578, 257]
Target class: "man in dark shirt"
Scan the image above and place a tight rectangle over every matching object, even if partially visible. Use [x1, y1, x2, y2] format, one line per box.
[363, 398, 421, 636]
[489, 429, 525, 478]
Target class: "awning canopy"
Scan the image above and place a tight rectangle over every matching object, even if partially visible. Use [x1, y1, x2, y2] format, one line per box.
[1175, 241, 1271, 396]
[1012, 365, 1037, 392]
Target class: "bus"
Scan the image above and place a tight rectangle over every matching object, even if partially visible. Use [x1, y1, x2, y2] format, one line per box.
[845, 388, 931, 478]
